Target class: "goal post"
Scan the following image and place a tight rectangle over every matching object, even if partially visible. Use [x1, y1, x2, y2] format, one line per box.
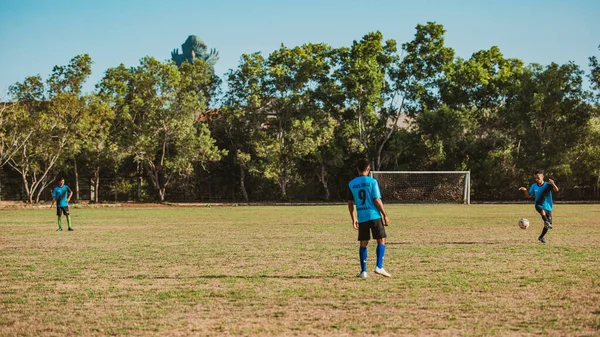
[370, 171, 471, 204]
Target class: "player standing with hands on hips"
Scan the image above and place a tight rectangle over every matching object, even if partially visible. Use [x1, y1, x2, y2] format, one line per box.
[347, 158, 391, 278]
[51, 177, 74, 232]
[519, 170, 559, 244]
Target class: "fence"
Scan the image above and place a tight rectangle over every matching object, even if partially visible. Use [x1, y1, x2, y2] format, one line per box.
[0, 177, 145, 203]
[0, 176, 235, 203]
[0, 176, 598, 203]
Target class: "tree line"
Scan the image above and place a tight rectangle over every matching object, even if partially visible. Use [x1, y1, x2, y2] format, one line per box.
[1, 22, 599, 203]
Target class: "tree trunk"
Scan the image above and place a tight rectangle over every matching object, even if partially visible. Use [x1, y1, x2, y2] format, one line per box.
[281, 183, 287, 198]
[146, 162, 167, 203]
[90, 178, 96, 202]
[239, 164, 249, 202]
[137, 176, 142, 202]
[34, 177, 44, 203]
[93, 167, 100, 203]
[596, 169, 600, 199]
[35, 176, 52, 203]
[137, 162, 142, 202]
[21, 174, 32, 204]
[376, 110, 403, 171]
[279, 170, 288, 199]
[318, 163, 330, 201]
[73, 157, 80, 202]
[114, 179, 118, 202]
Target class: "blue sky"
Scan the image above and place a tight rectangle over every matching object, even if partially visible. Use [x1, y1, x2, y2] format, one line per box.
[0, 0, 598, 94]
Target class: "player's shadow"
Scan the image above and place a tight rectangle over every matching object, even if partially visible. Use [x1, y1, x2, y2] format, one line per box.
[441, 241, 501, 245]
[126, 275, 333, 280]
[385, 241, 501, 245]
[197, 275, 329, 280]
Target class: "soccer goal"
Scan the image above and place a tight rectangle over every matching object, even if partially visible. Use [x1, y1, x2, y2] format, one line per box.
[370, 171, 471, 204]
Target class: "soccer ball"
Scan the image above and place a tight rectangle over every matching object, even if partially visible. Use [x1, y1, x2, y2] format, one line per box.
[519, 218, 530, 230]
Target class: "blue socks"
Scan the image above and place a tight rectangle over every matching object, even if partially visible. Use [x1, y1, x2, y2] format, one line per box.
[359, 247, 367, 272]
[376, 244, 386, 269]
[360, 244, 386, 272]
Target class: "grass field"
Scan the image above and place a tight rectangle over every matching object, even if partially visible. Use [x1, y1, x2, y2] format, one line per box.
[1, 204, 599, 336]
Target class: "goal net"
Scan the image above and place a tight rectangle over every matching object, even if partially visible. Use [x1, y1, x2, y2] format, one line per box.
[370, 171, 471, 204]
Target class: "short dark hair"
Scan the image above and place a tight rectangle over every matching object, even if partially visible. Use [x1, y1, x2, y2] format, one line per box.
[58, 177, 65, 182]
[356, 158, 370, 172]
[535, 170, 544, 175]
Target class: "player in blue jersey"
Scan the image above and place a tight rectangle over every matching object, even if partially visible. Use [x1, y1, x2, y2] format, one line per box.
[50, 178, 74, 232]
[347, 158, 391, 278]
[519, 170, 559, 244]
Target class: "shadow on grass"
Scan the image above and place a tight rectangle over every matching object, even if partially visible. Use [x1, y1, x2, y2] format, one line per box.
[386, 241, 502, 245]
[443, 241, 501, 245]
[124, 274, 338, 280]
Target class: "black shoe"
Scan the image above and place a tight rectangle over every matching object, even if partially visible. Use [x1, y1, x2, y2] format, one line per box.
[538, 236, 546, 244]
[544, 221, 552, 229]
[57, 228, 62, 232]
[68, 227, 74, 231]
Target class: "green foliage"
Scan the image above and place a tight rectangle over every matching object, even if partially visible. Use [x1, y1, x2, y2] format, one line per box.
[258, 43, 338, 198]
[336, 31, 396, 162]
[508, 62, 591, 173]
[414, 105, 473, 169]
[568, 117, 600, 196]
[393, 22, 454, 114]
[97, 57, 224, 201]
[4, 55, 93, 203]
[589, 46, 600, 100]
[2, 24, 599, 202]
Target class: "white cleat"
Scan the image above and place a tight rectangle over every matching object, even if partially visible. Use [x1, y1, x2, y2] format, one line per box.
[374, 267, 392, 277]
[356, 271, 368, 279]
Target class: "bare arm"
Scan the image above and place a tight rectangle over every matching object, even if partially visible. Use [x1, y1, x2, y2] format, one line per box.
[374, 198, 390, 226]
[548, 179, 559, 192]
[347, 200, 358, 230]
[519, 187, 531, 198]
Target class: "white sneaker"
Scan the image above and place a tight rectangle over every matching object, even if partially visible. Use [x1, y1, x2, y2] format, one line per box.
[374, 267, 391, 277]
[356, 271, 368, 278]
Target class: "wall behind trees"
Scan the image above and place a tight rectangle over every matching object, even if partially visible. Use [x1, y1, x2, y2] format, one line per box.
[1, 24, 599, 203]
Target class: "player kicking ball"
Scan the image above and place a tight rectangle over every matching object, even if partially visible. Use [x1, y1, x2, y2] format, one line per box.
[347, 158, 391, 278]
[50, 177, 74, 232]
[519, 170, 559, 244]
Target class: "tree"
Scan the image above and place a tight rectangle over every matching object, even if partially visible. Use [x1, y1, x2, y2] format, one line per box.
[98, 57, 224, 202]
[381, 22, 455, 170]
[217, 52, 267, 201]
[47, 54, 94, 202]
[0, 95, 35, 169]
[568, 117, 600, 199]
[5, 55, 93, 203]
[413, 105, 473, 170]
[76, 95, 116, 203]
[511, 63, 591, 166]
[589, 45, 600, 100]
[336, 31, 397, 169]
[258, 43, 337, 199]
[393, 22, 455, 115]
[304, 66, 345, 201]
[437, 46, 525, 197]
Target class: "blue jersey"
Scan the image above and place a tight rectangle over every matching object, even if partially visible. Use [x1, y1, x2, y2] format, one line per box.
[52, 185, 71, 207]
[347, 175, 382, 223]
[528, 182, 553, 211]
